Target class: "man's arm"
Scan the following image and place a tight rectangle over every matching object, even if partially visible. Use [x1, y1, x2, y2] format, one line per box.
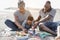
[35, 16, 41, 22]
[39, 15, 52, 22]
[32, 16, 41, 29]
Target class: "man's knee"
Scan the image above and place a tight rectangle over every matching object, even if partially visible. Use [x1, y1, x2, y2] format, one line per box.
[39, 23, 45, 28]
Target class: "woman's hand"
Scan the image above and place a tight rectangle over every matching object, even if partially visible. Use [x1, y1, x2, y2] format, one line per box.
[23, 28, 28, 33]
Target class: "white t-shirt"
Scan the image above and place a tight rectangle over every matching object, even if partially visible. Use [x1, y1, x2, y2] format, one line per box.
[39, 8, 56, 22]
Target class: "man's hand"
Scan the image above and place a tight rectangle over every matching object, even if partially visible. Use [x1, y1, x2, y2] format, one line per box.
[32, 21, 39, 29]
[34, 21, 39, 26]
[34, 21, 39, 24]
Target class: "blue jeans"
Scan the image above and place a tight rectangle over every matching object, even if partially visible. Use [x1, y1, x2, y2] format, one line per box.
[5, 19, 22, 31]
[5, 19, 31, 31]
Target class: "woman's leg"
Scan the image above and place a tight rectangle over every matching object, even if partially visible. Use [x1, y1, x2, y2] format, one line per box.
[5, 19, 20, 31]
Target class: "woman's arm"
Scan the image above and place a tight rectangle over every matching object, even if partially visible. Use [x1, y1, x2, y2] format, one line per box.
[14, 15, 25, 30]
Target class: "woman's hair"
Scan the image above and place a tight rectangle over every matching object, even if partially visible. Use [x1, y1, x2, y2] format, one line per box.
[42, 1, 52, 13]
[27, 16, 34, 21]
[18, 1, 25, 8]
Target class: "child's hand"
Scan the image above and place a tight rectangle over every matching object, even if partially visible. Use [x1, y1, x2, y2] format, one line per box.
[32, 26, 35, 29]
[31, 27, 35, 31]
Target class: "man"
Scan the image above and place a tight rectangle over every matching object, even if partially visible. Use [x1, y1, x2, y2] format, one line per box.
[34, 1, 57, 35]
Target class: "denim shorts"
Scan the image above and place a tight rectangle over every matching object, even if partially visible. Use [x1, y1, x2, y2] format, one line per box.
[44, 22, 58, 32]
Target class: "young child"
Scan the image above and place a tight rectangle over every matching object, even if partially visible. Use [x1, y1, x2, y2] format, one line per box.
[22, 16, 34, 31]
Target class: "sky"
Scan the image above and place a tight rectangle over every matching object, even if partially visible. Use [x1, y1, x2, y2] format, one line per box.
[24, 0, 60, 9]
[0, 0, 60, 10]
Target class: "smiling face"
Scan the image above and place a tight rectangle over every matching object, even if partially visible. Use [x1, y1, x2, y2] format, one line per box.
[18, 1, 25, 13]
[44, 1, 51, 12]
[19, 7, 25, 13]
[44, 3, 51, 10]
[27, 20, 32, 25]
[27, 16, 34, 25]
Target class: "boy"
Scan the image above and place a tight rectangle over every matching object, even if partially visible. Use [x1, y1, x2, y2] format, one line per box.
[22, 16, 34, 32]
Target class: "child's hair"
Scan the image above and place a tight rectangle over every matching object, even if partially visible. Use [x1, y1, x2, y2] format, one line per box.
[27, 16, 34, 21]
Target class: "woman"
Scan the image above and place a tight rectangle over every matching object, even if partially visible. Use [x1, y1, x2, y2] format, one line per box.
[5, 1, 32, 32]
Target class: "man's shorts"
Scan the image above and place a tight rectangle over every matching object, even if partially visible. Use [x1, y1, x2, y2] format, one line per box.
[44, 22, 58, 32]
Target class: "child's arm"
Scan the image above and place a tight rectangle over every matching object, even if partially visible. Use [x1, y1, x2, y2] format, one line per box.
[22, 20, 28, 33]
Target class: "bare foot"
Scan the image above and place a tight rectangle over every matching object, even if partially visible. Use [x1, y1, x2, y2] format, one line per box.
[55, 36, 60, 40]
